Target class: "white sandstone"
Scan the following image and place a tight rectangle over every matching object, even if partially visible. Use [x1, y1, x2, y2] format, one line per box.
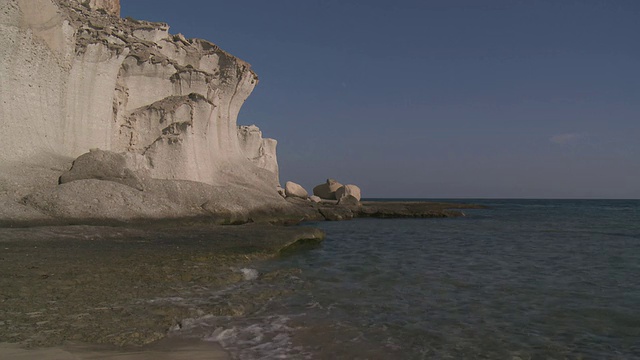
[285, 182, 308, 199]
[0, 0, 286, 223]
[335, 185, 362, 202]
[1, 0, 278, 185]
[313, 179, 343, 200]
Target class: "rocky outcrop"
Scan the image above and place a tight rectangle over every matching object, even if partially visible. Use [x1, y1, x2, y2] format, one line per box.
[285, 181, 308, 199]
[312, 179, 361, 201]
[237, 125, 279, 183]
[336, 184, 362, 202]
[1, 0, 276, 180]
[0, 0, 484, 227]
[58, 149, 146, 191]
[15, 148, 304, 225]
[287, 200, 484, 222]
[84, 0, 120, 16]
[25, 179, 186, 222]
[0, 0, 287, 224]
[337, 194, 360, 206]
[313, 179, 343, 200]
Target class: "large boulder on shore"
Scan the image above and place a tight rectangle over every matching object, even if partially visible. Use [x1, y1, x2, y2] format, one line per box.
[24, 179, 190, 222]
[58, 149, 146, 191]
[313, 179, 343, 200]
[337, 194, 361, 206]
[285, 181, 308, 199]
[336, 184, 362, 201]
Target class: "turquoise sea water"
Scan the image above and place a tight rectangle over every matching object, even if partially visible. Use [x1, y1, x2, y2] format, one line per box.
[172, 199, 640, 359]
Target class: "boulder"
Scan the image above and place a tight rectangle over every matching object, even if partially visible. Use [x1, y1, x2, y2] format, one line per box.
[335, 184, 361, 201]
[285, 181, 308, 199]
[276, 185, 286, 198]
[25, 179, 190, 222]
[337, 194, 360, 207]
[309, 195, 321, 203]
[58, 149, 146, 191]
[312, 178, 343, 200]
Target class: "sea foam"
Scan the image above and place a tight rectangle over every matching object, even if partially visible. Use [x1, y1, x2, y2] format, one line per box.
[239, 268, 259, 281]
[171, 312, 310, 360]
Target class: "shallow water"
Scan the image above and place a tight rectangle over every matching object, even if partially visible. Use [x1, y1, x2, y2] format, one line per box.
[173, 200, 640, 359]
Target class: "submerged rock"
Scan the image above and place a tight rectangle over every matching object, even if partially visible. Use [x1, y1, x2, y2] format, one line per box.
[0, 223, 325, 346]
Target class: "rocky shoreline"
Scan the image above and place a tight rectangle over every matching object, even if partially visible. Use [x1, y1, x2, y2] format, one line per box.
[287, 198, 484, 222]
[0, 200, 482, 352]
[0, 1, 487, 357]
[0, 199, 484, 228]
[0, 223, 324, 349]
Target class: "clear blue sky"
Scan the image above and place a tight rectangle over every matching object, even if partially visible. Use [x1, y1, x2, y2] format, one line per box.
[121, 0, 639, 199]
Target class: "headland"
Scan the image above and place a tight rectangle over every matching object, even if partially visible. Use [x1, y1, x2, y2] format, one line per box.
[0, 0, 482, 357]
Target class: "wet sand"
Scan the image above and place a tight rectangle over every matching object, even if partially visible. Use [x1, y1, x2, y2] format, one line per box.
[0, 223, 324, 357]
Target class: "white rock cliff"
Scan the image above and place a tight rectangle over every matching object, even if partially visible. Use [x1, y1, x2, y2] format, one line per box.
[0, 0, 289, 223]
[1, 0, 278, 185]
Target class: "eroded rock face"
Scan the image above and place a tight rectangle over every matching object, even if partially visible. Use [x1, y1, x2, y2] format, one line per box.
[22, 149, 297, 224]
[82, 0, 120, 16]
[1, 0, 276, 188]
[238, 125, 279, 184]
[0, 0, 290, 224]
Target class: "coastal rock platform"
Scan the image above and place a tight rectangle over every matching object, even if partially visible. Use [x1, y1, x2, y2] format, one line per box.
[287, 198, 485, 222]
[0, 223, 324, 349]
